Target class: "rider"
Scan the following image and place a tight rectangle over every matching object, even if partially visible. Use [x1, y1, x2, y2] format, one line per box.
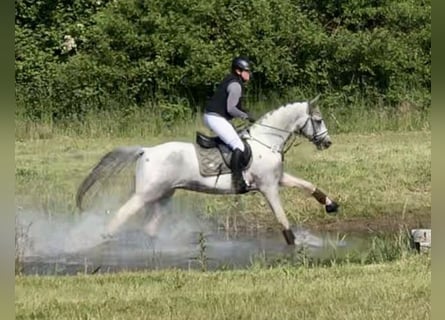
[203, 56, 256, 193]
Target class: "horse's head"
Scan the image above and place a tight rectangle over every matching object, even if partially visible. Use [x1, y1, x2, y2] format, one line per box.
[296, 95, 332, 150]
[249, 96, 332, 153]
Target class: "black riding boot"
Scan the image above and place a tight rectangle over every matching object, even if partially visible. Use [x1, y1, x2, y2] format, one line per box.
[231, 148, 248, 194]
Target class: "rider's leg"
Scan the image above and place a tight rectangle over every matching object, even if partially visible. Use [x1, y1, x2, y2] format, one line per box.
[203, 113, 245, 151]
[203, 113, 248, 193]
[230, 148, 249, 193]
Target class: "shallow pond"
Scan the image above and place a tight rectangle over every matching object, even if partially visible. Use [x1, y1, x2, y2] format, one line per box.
[16, 210, 426, 275]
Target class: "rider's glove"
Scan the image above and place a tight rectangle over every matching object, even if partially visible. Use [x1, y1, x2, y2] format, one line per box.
[246, 113, 256, 123]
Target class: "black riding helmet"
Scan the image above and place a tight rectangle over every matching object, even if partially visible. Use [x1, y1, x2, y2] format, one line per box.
[231, 56, 251, 73]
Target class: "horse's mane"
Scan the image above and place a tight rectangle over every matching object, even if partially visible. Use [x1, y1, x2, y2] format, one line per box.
[256, 102, 307, 126]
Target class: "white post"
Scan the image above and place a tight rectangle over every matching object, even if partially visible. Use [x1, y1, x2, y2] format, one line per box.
[411, 229, 431, 252]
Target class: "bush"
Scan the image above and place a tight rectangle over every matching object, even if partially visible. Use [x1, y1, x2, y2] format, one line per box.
[15, 0, 431, 121]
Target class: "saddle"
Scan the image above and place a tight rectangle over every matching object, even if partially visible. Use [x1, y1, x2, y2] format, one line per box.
[194, 131, 252, 177]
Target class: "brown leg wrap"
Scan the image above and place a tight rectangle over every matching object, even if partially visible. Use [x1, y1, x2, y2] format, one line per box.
[312, 188, 327, 205]
[282, 229, 296, 245]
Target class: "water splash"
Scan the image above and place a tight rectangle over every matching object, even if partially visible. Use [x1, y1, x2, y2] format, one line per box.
[16, 207, 357, 275]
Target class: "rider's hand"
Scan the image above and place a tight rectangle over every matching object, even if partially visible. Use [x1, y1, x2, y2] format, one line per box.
[246, 113, 256, 123]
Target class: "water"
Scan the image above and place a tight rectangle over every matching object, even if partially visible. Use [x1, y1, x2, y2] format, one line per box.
[17, 207, 421, 276]
[17, 222, 371, 275]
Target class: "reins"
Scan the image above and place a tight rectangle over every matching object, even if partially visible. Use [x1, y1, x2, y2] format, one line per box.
[235, 104, 327, 155]
[241, 122, 302, 155]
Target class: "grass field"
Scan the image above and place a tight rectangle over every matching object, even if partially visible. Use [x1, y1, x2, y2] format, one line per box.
[15, 108, 431, 319]
[15, 254, 430, 320]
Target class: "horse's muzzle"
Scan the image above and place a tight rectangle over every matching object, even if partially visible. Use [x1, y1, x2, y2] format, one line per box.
[324, 140, 332, 148]
[316, 138, 332, 150]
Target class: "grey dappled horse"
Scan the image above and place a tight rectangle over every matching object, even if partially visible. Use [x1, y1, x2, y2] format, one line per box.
[76, 95, 339, 245]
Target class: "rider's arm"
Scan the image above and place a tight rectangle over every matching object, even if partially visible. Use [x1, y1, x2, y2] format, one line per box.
[226, 82, 249, 119]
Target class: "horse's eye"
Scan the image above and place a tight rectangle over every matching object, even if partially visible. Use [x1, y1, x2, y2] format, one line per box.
[312, 115, 322, 122]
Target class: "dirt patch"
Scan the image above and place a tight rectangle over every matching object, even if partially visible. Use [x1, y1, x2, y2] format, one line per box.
[307, 212, 431, 233]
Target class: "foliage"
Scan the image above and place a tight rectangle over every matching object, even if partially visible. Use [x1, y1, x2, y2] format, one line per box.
[15, 0, 430, 121]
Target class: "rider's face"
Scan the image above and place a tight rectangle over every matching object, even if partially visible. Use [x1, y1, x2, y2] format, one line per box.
[240, 70, 250, 82]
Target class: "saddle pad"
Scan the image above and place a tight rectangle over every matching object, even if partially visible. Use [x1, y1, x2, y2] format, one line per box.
[194, 144, 232, 177]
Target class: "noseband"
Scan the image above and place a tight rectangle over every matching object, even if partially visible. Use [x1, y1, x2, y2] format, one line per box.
[298, 114, 328, 144]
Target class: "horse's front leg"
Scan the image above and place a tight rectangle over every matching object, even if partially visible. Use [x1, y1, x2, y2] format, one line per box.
[260, 186, 296, 245]
[280, 172, 339, 214]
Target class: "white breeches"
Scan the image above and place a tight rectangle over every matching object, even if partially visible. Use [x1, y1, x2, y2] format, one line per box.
[203, 113, 245, 152]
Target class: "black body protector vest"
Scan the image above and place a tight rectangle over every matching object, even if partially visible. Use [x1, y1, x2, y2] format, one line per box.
[205, 74, 244, 120]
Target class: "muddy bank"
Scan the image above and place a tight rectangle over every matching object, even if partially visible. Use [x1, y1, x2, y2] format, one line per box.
[210, 209, 431, 236]
[306, 212, 431, 233]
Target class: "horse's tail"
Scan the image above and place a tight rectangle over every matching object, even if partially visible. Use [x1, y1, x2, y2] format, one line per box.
[76, 146, 145, 211]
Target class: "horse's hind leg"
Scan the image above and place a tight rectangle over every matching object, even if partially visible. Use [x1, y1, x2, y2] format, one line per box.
[143, 194, 173, 238]
[280, 172, 339, 214]
[105, 193, 148, 237]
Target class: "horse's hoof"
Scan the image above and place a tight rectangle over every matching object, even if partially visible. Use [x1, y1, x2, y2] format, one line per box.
[282, 229, 296, 245]
[325, 201, 339, 215]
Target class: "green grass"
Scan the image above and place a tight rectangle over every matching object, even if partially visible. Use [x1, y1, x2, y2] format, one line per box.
[15, 95, 430, 140]
[15, 109, 431, 319]
[15, 255, 430, 320]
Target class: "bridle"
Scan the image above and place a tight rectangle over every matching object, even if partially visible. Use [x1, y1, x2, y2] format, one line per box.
[297, 113, 328, 145]
[245, 108, 327, 155]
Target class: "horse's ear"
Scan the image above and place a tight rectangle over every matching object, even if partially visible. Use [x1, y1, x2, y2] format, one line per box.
[309, 94, 321, 108]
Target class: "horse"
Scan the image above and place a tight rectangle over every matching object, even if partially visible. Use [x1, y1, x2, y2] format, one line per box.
[76, 95, 339, 245]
